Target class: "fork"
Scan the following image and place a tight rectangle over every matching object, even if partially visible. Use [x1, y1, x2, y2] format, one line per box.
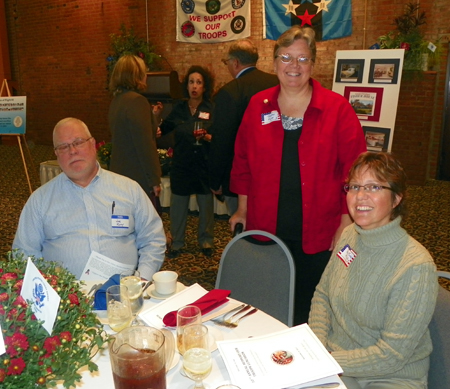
[221, 308, 258, 328]
[211, 305, 255, 328]
[210, 304, 249, 327]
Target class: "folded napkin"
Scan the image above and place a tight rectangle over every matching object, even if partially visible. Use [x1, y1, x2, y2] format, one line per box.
[162, 289, 230, 327]
[93, 274, 120, 310]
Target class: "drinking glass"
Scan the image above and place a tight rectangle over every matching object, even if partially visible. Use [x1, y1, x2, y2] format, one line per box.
[182, 324, 212, 389]
[215, 386, 241, 389]
[193, 121, 205, 145]
[106, 285, 133, 332]
[177, 305, 202, 355]
[120, 269, 144, 325]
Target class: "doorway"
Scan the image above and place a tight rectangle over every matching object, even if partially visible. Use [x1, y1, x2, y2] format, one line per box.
[438, 42, 450, 180]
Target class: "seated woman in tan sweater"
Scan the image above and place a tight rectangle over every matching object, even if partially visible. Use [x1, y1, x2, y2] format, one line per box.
[309, 152, 438, 389]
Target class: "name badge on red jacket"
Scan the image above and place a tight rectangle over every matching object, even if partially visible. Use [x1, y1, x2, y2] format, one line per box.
[337, 244, 357, 267]
[261, 110, 280, 125]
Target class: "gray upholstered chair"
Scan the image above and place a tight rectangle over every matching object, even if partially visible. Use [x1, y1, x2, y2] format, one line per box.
[428, 271, 450, 389]
[215, 230, 295, 327]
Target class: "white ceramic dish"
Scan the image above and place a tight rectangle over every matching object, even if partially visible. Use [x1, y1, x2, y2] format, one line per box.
[146, 282, 186, 300]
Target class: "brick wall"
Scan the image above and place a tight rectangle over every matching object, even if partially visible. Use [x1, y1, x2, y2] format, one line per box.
[3, 0, 450, 182]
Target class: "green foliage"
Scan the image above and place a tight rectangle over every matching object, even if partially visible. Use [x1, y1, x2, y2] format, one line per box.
[378, 2, 442, 71]
[107, 23, 160, 76]
[0, 250, 107, 388]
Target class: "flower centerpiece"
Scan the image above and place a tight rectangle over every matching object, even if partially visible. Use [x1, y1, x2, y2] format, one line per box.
[96, 141, 112, 169]
[158, 148, 173, 176]
[0, 250, 106, 388]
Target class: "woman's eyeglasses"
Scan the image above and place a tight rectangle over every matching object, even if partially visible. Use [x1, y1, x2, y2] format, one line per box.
[344, 184, 393, 193]
[276, 54, 312, 65]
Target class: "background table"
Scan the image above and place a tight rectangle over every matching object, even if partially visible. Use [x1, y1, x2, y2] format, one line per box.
[39, 163, 230, 216]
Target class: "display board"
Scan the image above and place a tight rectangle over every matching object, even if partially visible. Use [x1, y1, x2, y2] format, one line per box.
[332, 49, 404, 152]
[0, 96, 27, 134]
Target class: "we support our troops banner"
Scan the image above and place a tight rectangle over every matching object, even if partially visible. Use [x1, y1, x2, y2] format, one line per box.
[177, 0, 251, 43]
[263, 0, 352, 42]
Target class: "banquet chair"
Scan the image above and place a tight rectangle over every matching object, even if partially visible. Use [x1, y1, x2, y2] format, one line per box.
[215, 229, 295, 327]
[428, 271, 450, 389]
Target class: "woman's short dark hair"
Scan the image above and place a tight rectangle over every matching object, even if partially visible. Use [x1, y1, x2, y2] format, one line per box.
[109, 55, 147, 95]
[346, 151, 408, 220]
[273, 26, 317, 63]
[182, 65, 215, 101]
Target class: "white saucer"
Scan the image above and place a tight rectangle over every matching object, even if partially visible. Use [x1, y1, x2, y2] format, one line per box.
[169, 351, 180, 371]
[146, 282, 186, 300]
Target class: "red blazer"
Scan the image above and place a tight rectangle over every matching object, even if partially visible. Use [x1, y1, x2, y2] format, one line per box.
[230, 79, 367, 253]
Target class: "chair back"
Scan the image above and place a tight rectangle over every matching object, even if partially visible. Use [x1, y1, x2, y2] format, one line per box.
[428, 271, 450, 389]
[215, 230, 295, 327]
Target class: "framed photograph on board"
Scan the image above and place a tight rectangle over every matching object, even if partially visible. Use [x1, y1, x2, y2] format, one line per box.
[362, 126, 391, 152]
[335, 59, 364, 83]
[368, 58, 400, 84]
[344, 86, 384, 122]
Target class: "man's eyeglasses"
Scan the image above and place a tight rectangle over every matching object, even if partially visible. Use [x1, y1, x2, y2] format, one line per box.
[276, 54, 312, 65]
[344, 184, 393, 193]
[221, 58, 233, 65]
[54, 137, 93, 154]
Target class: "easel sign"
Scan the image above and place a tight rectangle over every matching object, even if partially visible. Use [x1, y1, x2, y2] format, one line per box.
[0, 96, 26, 134]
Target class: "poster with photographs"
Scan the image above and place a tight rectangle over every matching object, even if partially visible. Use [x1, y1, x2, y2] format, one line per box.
[369, 59, 400, 84]
[335, 59, 364, 83]
[363, 126, 391, 151]
[344, 87, 383, 122]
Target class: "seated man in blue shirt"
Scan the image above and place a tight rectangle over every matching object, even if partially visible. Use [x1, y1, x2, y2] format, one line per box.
[13, 117, 166, 280]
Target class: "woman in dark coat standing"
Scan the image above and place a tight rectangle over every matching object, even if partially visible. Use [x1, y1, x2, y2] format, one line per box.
[160, 65, 215, 257]
[108, 55, 161, 204]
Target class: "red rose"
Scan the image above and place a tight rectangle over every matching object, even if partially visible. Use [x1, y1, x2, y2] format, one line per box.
[68, 293, 79, 305]
[7, 357, 26, 376]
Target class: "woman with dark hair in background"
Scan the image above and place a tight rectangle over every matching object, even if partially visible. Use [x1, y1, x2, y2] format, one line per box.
[160, 66, 215, 258]
[108, 54, 162, 207]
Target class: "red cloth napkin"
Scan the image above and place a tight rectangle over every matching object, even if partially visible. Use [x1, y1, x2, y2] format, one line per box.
[163, 289, 231, 327]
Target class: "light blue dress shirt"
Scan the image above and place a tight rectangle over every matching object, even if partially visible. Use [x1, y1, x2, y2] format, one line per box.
[13, 167, 166, 280]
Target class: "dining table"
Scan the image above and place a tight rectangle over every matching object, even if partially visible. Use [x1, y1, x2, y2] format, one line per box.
[66, 281, 346, 389]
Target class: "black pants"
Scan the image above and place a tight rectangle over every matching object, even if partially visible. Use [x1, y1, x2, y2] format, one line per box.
[283, 240, 332, 325]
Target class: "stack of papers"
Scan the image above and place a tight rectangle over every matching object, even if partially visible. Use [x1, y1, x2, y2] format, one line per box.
[217, 324, 343, 389]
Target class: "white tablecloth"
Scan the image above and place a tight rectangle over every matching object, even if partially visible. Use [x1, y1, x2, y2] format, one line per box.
[39, 163, 230, 216]
[62, 284, 346, 389]
[160, 176, 230, 215]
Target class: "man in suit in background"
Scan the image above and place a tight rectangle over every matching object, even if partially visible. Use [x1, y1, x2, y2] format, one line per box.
[208, 39, 278, 216]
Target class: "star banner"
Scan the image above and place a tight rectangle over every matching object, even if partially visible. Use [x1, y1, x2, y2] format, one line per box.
[176, 0, 251, 43]
[263, 0, 352, 42]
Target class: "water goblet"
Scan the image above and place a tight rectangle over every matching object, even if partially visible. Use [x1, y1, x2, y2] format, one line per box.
[120, 269, 144, 325]
[106, 285, 133, 333]
[182, 324, 212, 389]
[177, 305, 202, 355]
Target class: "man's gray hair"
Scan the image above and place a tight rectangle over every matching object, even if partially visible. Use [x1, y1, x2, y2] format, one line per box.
[227, 39, 259, 65]
[53, 118, 91, 145]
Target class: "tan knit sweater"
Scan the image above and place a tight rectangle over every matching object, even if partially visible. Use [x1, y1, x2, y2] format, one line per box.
[309, 217, 438, 381]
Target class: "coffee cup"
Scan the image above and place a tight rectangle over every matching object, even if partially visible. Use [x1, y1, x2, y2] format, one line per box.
[152, 271, 178, 295]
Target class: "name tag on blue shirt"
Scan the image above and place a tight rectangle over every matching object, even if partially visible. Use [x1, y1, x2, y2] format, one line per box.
[261, 110, 280, 125]
[111, 215, 129, 228]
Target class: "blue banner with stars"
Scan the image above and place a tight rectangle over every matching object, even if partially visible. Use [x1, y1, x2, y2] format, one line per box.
[263, 0, 352, 42]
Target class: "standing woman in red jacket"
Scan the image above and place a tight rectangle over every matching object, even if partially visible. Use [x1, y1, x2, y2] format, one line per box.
[230, 26, 367, 325]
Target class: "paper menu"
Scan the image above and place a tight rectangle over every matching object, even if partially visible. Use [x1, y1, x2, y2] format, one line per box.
[217, 323, 343, 389]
